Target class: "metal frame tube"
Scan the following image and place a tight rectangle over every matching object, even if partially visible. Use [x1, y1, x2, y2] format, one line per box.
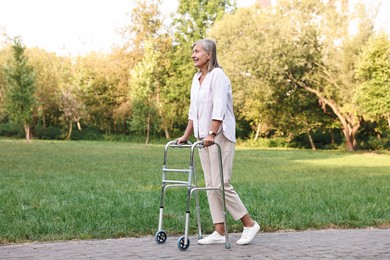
[156, 140, 230, 249]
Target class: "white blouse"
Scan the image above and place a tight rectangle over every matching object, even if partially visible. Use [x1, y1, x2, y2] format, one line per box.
[188, 68, 236, 143]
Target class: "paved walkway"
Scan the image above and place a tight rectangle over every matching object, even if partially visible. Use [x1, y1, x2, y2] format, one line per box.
[1, 229, 389, 259]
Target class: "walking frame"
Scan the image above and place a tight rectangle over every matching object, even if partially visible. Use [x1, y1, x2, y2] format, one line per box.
[154, 140, 231, 251]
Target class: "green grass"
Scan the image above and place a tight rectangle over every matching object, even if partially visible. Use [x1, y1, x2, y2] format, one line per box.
[0, 139, 389, 244]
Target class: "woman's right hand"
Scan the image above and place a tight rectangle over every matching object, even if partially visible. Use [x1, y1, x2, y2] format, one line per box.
[176, 136, 188, 144]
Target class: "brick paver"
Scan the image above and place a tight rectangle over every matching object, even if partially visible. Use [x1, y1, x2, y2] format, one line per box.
[1, 229, 389, 259]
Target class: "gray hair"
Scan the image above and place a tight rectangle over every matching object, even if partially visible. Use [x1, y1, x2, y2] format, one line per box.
[192, 39, 221, 72]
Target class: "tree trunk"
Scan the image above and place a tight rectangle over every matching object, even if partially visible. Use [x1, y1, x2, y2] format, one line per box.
[66, 121, 73, 140]
[254, 121, 261, 141]
[145, 112, 150, 144]
[123, 119, 127, 134]
[161, 116, 170, 139]
[164, 127, 170, 139]
[329, 129, 335, 145]
[341, 119, 360, 151]
[42, 108, 46, 128]
[24, 124, 31, 143]
[388, 115, 390, 129]
[77, 120, 81, 131]
[307, 130, 316, 150]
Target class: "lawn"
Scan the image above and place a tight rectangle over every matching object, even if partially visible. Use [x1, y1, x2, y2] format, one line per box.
[0, 139, 389, 244]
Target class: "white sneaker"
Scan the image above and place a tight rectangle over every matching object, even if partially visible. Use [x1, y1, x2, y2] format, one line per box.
[198, 231, 226, 245]
[236, 221, 260, 245]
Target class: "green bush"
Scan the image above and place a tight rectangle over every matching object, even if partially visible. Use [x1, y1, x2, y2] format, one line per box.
[359, 136, 390, 150]
[0, 122, 24, 138]
[34, 124, 63, 140]
[70, 128, 104, 140]
[290, 130, 343, 149]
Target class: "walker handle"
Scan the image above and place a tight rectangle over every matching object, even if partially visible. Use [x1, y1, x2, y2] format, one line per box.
[200, 140, 215, 147]
[175, 139, 192, 146]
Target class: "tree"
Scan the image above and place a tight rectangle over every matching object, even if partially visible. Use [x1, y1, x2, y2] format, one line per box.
[119, 0, 174, 138]
[209, 7, 274, 140]
[74, 52, 121, 133]
[129, 39, 160, 144]
[26, 48, 70, 130]
[174, 0, 235, 41]
[110, 47, 136, 135]
[285, 1, 374, 151]
[3, 37, 36, 142]
[210, 0, 375, 150]
[59, 87, 86, 140]
[0, 44, 11, 121]
[120, 0, 163, 59]
[165, 0, 236, 135]
[355, 32, 390, 129]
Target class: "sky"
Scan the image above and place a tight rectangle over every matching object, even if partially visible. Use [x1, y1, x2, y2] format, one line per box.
[0, 0, 388, 57]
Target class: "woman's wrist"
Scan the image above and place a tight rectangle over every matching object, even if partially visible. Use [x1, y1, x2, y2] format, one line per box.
[208, 130, 217, 137]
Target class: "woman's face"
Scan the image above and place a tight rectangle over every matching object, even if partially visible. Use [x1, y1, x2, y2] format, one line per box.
[192, 44, 210, 70]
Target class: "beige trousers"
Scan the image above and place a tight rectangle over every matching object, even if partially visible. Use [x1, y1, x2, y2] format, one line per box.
[199, 134, 248, 223]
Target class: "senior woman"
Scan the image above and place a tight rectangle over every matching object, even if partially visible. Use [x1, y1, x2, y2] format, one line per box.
[177, 39, 260, 245]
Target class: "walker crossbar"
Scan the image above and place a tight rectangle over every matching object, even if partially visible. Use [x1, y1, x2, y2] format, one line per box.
[163, 168, 190, 174]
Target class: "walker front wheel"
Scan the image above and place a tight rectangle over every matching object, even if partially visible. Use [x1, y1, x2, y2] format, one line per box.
[177, 236, 190, 251]
[155, 230, 167, 244]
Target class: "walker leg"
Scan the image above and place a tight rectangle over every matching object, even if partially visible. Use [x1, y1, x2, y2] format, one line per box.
[157, 185, 166, 231]
[184, 211, 191, 245]
[158, 207, 164, 231]
[217, 143, 231, 249]
[183, 187, 192, 245]
[194, 190, 202, 239]
[223, 210, 230, 249]
[155, 184, 168, 244]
